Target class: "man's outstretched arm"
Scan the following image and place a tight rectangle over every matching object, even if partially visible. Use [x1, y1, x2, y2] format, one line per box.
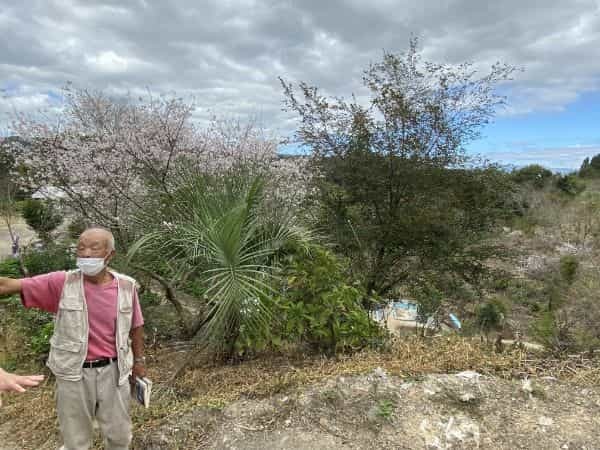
[0, 277, 22, 297]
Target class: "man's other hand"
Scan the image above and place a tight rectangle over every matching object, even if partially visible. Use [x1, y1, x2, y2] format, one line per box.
[131, 362, 146, 381]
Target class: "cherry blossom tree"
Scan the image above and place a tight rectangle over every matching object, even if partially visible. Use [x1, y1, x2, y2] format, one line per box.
[9, 88, 311, 332]
[10, 88, 310, 248]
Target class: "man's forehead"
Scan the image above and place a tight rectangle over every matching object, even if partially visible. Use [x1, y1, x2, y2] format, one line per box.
[78, 230, 110, 245]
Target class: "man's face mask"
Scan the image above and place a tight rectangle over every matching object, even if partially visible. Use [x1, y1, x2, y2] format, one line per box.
[76, 255, 108, 276]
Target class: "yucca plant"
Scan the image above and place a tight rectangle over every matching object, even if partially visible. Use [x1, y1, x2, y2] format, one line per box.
[128, 167, 311, 357]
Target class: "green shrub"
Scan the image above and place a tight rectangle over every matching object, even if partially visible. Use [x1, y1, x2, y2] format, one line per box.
[22, 244, 76, 276]
[491, 277, 510, 291]
[139, 290, 161, 307]
[531, 311, 556, 347]
[411, 282, 443, 335]
[30, 321, 54, 355]
[21, 199, 63, 240]
[0, 258, 21, 278]
[512, 165, 553, 188]
[555, 174, 585, 196]
[2, 296, 54, 357]
[559, 255, 579, 285]
[579, 155, 600, 178]
[475, 298, 507, 334]
[265, 247, 384, 355]
[67, 216, 88, 239]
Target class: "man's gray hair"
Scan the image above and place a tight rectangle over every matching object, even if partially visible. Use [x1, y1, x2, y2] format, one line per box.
[83, 225, 116, 252]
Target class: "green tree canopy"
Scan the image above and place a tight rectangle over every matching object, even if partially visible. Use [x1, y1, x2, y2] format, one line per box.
[281, 38, 518, 297]
[579, 154, 600, 178]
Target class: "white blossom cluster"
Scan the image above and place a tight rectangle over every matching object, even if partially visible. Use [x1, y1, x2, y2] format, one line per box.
[8, 89, 312, 230]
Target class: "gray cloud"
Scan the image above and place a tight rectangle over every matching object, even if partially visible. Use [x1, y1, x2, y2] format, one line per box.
[1, 0, 600, 137]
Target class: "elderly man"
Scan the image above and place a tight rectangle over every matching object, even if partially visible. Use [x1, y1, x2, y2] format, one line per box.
[0, 227, 145, 450]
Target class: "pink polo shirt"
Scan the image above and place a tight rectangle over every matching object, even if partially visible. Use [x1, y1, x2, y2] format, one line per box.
[20, 271, 144, 361]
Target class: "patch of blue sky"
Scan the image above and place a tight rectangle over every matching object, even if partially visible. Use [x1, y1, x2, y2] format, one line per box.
[46, 90, 64, 105]
[469, 91, 600, 170]
[1, 81, 20, 96]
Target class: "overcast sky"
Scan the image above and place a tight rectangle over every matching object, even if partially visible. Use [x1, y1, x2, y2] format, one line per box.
[2, 0, 600, 169]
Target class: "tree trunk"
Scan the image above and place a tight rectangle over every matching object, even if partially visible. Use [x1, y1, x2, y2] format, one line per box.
[130, 265, 193, 335]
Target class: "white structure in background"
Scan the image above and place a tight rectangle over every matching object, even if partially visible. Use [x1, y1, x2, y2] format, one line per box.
[371, 300, 461, 335]
[31, 186, 67, 201]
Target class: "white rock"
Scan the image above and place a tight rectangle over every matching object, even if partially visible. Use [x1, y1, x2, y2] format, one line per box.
[456, 370, 482, 380]
[444, 416, 481, 445]
[522, 377, 533, 398]
[459, 393, 476, 402]
[538, 416, 554, 427]
[373, 366, 387, 379]
[541, 376, 557, 381]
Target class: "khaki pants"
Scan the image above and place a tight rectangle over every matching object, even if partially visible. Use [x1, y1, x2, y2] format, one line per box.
[56, 361, 131, 450]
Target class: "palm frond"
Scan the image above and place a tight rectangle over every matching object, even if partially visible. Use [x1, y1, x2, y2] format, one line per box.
[128, 168, 313, 352]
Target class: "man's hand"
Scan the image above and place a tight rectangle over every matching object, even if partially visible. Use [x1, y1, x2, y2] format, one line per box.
[0, 277, 22, 297]
[132, 362, 146, 380]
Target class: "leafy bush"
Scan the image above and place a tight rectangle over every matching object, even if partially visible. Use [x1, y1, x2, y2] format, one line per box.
[475, 298, 507, 335]
[267, 247, 384, 355]
[67, 216, 88, 239]
[129, 171, 312, 356]
[559, 255, 579, 285]
[411, 282, 443, 335]
[536, 274, 600, 352]
[139, 290, 161, 307]
[505, 279, 543, 304]
[30, 321, 54, 354]
[0, 257, 21, 278]
[1, 297, 54, 358]
[531, 311, 559, 350]
[21, 199, 63, 241]
[555, 174, 585, 196]
[22, 244, 76, 276]
[512, 165, 553, 188]
[579, 155, 600, 178]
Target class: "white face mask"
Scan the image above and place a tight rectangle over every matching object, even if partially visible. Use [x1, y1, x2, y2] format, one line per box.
[76, 257, 107, 276]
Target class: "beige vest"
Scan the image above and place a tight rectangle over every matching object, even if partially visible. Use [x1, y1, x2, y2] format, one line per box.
[47, 269, 136, 385]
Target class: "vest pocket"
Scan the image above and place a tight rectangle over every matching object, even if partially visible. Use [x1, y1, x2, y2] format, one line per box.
[57, 299, 84, 342]
[49, 336, 82, 372]
[118, 304, 133, 337]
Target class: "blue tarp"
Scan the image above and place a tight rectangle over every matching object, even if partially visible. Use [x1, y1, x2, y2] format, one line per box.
[449, 313, 462, 329]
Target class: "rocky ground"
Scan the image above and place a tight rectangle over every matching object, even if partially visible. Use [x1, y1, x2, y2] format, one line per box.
[131, 369, 600, 450]
[2, 335, 599, 449]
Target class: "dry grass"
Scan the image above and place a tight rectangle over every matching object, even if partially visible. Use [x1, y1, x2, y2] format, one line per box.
[3, 335, 600, 449]
[173, 335, 525, 407]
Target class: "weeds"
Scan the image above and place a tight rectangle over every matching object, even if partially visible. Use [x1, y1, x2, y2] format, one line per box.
[375, 399, 395, 420]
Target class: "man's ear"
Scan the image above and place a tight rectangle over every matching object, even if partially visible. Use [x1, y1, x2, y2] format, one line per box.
[106, 249, 116, 263]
